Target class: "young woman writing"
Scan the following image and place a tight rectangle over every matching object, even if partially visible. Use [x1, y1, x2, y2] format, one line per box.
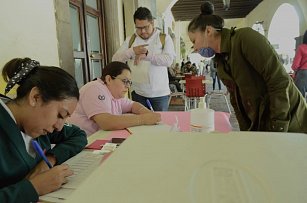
[0, 57, 87, 202]
[68, 61, 161, 136]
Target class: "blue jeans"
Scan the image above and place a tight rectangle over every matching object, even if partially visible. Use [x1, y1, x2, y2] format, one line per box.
[131, 91, 169, 111]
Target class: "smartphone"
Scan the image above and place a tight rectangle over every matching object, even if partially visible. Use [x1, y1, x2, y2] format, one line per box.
[111, 138, 126, 146]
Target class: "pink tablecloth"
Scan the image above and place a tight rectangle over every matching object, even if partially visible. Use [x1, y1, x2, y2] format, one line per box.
[160, 111, 232, 133]
[105, 111, 232, 140]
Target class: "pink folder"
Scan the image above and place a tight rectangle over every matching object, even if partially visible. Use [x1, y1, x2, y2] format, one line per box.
[85, 139, 109, 150]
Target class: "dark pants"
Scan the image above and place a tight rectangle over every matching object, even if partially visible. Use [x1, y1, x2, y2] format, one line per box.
[212, 72, 221, 90]
[131, 91, 169, 111]
[169, 81, 183, 92]
[295, 69, 307, 97]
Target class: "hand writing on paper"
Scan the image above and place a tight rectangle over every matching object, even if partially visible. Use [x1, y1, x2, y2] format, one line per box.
[26, 161, 50, 180]
[134, 54, 147, 65]
[133, 44, 148, 55]
[28, 164, 73, 195]
[26, 155, 57, 179]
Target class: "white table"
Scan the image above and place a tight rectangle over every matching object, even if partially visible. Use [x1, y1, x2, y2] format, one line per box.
[65, 131, 307, 203]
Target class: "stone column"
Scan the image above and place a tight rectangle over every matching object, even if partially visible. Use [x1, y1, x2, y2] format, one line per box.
[123, 0, 137, 37]
[174, 21, 181, 63]
[53, 0, 75, 76]
[104, 0, 125, 62]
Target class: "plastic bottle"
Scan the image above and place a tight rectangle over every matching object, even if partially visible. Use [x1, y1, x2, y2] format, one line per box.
[190, 97, 215, 133]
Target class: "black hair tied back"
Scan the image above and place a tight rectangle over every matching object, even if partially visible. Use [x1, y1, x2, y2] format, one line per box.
[201, 1, 214, 15]
[4, 59, 39, 95]
[188, 1, 224, 32]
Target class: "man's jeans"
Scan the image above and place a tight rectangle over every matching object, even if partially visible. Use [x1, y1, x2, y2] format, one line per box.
[131, 91, 169, 111]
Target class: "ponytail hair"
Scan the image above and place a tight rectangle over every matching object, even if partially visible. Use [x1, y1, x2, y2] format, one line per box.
[2, 57, 79, 102]
[188, 1, 224, 32]
[201, 1, 214, 15]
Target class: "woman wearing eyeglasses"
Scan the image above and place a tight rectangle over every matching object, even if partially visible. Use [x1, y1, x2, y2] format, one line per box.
[68, 61, 161, 136]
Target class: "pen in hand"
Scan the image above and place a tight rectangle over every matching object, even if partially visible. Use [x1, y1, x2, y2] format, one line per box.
[146, 99, 154, 111]
[31, 140, 53, 169]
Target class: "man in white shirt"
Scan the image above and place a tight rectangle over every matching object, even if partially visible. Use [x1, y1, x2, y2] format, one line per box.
[112, 7, 175, 111]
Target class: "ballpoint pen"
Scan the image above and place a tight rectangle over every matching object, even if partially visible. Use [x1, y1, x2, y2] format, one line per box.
[31, 140, 53, 169]
[146, 99, 154, 111]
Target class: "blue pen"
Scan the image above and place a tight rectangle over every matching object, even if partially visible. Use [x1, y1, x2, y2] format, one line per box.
[146, 99, 154, 111]
[31, 140, 53, 169]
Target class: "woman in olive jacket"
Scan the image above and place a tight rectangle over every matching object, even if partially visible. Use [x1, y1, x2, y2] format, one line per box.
[187, 2, 307, 132]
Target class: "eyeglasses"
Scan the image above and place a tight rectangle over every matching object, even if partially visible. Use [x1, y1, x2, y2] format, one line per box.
[135, 24, 151, 32]
[111, 76, 132, 87]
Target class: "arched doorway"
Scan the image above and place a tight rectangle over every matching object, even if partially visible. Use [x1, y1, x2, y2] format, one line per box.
[268, 3, 299, 72]
[252, 21, 265, 36]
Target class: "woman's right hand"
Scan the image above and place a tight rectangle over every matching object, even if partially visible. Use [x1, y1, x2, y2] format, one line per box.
[140, 112, 161, 125]
[29, 164, 73, 196]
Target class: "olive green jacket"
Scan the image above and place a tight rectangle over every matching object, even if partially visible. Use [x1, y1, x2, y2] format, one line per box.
[216, 27, 307, 132]
[0, 100, 88, 203]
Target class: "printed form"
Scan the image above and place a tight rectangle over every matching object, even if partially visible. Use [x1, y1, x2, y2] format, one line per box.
[39, 150, 103, 202]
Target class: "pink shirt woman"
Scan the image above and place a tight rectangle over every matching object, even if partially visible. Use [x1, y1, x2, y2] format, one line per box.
[68, 61, 161, 136]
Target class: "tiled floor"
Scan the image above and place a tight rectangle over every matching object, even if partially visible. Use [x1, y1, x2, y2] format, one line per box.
[168, 76, 240, 131]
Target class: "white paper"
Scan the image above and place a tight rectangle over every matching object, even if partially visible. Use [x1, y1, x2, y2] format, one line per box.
[39, 150, 103, 202]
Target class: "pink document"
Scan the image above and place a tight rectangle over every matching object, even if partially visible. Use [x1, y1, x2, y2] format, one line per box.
[85, 139, 109, 150]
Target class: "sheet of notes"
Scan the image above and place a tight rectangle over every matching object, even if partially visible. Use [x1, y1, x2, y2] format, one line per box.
[40, 150, 103, 202]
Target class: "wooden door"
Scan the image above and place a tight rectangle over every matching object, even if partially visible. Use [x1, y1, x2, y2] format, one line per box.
[69, 0, 107, 87]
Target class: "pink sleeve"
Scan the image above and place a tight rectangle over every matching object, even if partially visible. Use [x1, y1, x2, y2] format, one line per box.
[292, 46, 303, 71]
[79, 84, 112, 119]
[120, 98, 134, 113]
